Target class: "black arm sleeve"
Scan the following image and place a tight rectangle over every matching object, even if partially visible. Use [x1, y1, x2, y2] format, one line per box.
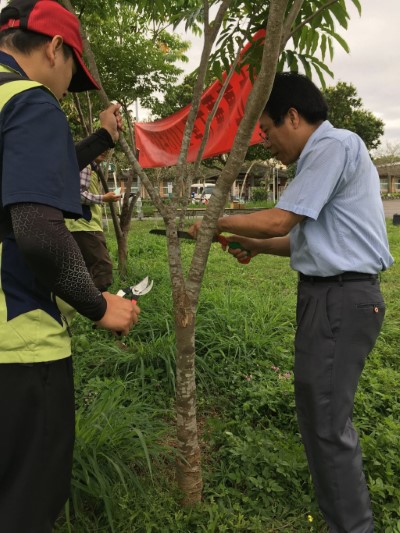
[10, 203, 107, 321]
[75, 128, 115, 170]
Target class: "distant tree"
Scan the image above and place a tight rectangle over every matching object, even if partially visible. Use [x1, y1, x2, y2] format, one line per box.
[322, 81, 384, 151]
[373, 141, 400, 165]
[149, 72, 201, 119]
[72, 1, 190, 111]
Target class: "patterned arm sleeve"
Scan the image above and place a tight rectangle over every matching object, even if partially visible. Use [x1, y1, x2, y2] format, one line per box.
[10, 203, 107, 321]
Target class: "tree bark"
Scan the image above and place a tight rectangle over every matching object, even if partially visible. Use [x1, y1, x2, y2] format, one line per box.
[175, 316, 202, 504]
[117, 232, 128, 276]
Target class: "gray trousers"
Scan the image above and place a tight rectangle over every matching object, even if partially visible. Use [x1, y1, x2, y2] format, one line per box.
[294, 278, 385, 533]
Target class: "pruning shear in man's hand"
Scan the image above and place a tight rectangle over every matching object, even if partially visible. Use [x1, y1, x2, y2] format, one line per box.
[117, 276, 154, 304]
[112, 276, 153, 339]
[149, 229, 252, 264]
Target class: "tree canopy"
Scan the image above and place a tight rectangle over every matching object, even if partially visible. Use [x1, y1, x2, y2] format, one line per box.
[322, 81, 384, 151]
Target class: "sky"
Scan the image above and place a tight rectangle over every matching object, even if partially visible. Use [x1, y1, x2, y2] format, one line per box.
[323, 0, 400, 150]
[172, 1, 400, 153]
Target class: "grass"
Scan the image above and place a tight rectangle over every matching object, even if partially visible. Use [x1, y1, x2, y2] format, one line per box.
[55, 219, 400, 532]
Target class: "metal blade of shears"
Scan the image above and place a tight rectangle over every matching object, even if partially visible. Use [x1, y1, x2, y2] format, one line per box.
[117, 276, 154, 299]
[149, 229, 195, 240]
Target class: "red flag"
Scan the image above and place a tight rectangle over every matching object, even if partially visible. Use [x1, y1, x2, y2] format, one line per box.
[135, 30, 265, 168]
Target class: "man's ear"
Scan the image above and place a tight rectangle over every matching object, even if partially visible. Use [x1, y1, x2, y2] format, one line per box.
[46, 35, 64, 66]
[287, 107, 300, 129]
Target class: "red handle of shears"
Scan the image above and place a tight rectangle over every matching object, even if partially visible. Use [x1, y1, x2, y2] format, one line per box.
[217, 235, 251, 264]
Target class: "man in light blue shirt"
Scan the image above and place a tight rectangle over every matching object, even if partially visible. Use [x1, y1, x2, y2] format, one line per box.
[279, 120, 392, 276]
[190, 72, 392, 532]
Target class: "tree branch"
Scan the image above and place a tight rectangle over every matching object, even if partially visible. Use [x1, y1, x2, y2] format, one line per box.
[187, 0, 290, 303]
[281, 0, 340, 50]
[72, 93, 89, 136]
[192, 25, 250, 176]
[174, 0, 232, 192]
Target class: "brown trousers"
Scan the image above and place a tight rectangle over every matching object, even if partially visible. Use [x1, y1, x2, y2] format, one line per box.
[71, 231, 113, 292]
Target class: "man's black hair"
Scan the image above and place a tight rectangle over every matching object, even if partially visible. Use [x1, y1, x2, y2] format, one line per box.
[264, 72, 328, 126]
[0, 28, 73, 60]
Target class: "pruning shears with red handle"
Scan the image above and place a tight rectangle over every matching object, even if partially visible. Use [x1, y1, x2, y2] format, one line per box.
[149, 229, 252, 264]
[111, 276, 153, 338]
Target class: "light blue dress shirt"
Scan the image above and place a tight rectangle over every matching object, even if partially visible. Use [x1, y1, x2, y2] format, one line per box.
[276, 121, 393, 276]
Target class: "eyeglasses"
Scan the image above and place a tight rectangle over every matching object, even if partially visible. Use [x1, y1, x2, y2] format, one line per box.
[259, 131, 269, 142]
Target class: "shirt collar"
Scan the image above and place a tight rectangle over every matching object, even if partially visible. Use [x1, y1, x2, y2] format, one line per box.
[0, 51, 28, 78]
[298, 120, 333, 163]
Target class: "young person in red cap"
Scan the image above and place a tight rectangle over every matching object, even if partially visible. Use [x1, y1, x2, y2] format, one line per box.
[0, 0, 140, 531]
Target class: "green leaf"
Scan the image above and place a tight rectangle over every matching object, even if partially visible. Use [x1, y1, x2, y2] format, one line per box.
[310, 12, 323, 30]
[310, 30, 320, 56]
[133, 427, 154, 479]
[329, 1, 349, 29]
[320, 34, 327, 60]
[321, 8, 334, 28]
[331, 31, 350, 53]
[328, 38, 334, 61]
[315, 64, 327, 89]
[351, 0, 362, 16]
[212, 61, 223, 82]
[306, 27, 315, 54]
[298, 55, 312, 80]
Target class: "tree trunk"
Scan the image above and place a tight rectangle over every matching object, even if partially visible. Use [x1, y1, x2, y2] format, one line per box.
[116, 232, 128, 277]
[175, 314, 203, 504]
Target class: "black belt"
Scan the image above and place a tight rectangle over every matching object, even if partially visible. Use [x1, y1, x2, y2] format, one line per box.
[299, 272, 379, 283]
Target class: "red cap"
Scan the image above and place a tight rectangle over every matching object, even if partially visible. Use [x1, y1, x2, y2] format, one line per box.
[0, 0, 100, 92]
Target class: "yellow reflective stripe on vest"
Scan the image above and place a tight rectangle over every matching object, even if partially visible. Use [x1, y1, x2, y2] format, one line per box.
[0, 65, 44, 106]
[0, 79, 43, 107]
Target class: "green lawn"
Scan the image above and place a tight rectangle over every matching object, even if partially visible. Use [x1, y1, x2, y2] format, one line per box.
[56, 219, 400, 532]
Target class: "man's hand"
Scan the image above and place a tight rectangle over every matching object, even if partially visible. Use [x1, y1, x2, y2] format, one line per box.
[102, 191, 121, 203]
[95, 292, 140, 336]
[99, 103, 123, 142]
[187, 220, 203, 239]
[223, 235, 259, 262]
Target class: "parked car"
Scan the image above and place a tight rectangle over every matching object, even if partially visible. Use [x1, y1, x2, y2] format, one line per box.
[190, 183, 216, 203]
